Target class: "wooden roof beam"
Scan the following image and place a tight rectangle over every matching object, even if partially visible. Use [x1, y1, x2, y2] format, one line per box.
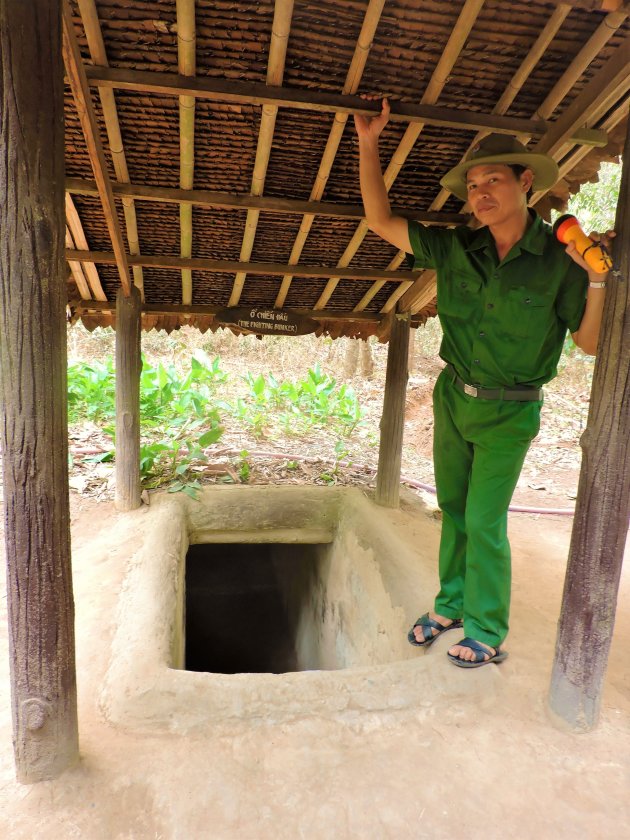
[314, 0, 486, 311]
[71, 299, 388, 325]
[65, 176, 468, 225]
[65, 193, 107, 300]
[62, 2, 131, 295]
[77, 0, 144, 298]
[275, 0, 387, 308]
[228, 0, 295, 308]
[83, 65, 607, 148]
[65, 249, 417, 283]
[177, 0, 196, 306]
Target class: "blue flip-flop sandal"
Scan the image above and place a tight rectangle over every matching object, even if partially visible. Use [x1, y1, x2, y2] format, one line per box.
[447, 637, 508, 668]
[407, 613, 463, 647]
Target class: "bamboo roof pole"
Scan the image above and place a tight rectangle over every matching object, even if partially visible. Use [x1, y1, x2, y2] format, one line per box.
[65, 193, 107, 300]
[530, 8, 627, 133]
[379, 3, 573, 316]
[62, 2, 132, 295]
[228, 0, 294, 307]
[77, 0, 144, 298]
[353, 251, 408, 313]
[314, 0, 485, 311]
[274, 0, 387, 308]
[65, 227, 91, 299]
[396, 8, 628, 316]
[177, 0, 196, 307]
[531, 40, 630, 160]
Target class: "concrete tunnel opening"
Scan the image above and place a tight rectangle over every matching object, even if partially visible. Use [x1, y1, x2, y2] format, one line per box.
[185, 542, 332, 674]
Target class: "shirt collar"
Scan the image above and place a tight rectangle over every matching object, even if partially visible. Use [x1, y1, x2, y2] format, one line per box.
[465, 210, 546, 256]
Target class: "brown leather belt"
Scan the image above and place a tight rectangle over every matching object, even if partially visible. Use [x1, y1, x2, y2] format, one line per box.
[444, 364, 543, 402]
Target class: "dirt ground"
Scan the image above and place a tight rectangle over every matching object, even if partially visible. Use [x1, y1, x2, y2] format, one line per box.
[0, 489, 628, 840]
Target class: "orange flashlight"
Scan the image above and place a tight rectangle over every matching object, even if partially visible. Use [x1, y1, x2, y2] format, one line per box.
[553, 214, 612, 274]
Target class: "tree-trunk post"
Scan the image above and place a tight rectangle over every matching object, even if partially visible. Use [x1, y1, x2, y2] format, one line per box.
[115, 285, 142, 511]
[548, 121, 630, 731]
[375, 313, 410, 507]
[0, 0, 79, 782]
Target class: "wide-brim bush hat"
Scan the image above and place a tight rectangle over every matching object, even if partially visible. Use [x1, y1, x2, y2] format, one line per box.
[440, 134, 559, 201]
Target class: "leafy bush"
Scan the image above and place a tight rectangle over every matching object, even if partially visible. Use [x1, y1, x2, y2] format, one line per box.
[227, 363, 363, 439]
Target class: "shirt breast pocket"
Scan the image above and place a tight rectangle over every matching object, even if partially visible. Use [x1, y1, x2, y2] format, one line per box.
[504, 287, 552, 339]
[438, 273, 483, 321]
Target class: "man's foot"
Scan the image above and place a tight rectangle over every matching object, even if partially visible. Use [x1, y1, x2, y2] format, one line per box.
[447, 637, 508, 668]
[407, 612, 462, 647]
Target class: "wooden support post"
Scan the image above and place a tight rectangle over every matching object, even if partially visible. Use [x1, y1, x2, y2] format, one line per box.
[548, 120, 630, 731]
[375, 313, 410, 507]
[115, 286, 142, 511]
[0, 0, 79, 782]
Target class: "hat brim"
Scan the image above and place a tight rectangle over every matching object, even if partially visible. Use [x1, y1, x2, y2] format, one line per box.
[440, 152, 559, 201]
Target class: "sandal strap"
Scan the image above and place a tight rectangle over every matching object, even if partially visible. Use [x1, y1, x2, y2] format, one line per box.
[414, 613, 453, 643]
[456, 637, 497, 662]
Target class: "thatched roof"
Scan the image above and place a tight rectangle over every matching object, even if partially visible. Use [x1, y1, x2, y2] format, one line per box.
[64, 0, 630, 339]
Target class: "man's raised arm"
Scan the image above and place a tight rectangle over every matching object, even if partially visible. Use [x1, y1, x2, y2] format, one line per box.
[355, 97, 412, 254]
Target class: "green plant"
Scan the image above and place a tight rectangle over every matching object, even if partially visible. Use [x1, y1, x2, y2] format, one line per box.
[67, 358, 116, 422]
[237, 449, 251, 483]
[227, 364, 364, 439]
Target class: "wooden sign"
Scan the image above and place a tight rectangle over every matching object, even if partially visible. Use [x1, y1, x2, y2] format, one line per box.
[215, 307, 318, 336]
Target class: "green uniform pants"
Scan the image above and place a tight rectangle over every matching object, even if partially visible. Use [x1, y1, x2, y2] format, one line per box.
[432, 369, 542, 648]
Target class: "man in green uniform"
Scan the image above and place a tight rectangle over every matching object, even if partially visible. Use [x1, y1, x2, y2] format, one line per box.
[355, 99, 614, 667]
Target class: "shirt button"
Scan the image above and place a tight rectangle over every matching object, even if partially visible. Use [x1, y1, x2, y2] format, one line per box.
[479, 331, 485, 337]
[487, 303, 494, 310]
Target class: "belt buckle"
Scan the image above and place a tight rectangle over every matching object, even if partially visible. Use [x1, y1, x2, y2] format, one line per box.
[464, 383, 478, 398]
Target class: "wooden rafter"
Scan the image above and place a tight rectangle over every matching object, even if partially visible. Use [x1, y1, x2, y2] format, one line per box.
[77, 0, 144, 297]
[274, 0, 387, 308]
[65, 193, 107, 301]
[82, 65, 607, 148]
[62, 1, 131, 295]
[65, 249, 418, 283]
[177, 0, 196, 306]
[314, 0, 486, 311]
[65, 227, 91, 299]
[228, 0, 294, 307]
[64, 177, 467, 225]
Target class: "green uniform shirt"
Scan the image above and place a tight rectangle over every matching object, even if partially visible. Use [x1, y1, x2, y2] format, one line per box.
[408, 212, 588, 388]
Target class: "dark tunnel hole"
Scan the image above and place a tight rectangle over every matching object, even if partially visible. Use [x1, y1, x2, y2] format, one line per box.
[185, 542, 322, 674]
